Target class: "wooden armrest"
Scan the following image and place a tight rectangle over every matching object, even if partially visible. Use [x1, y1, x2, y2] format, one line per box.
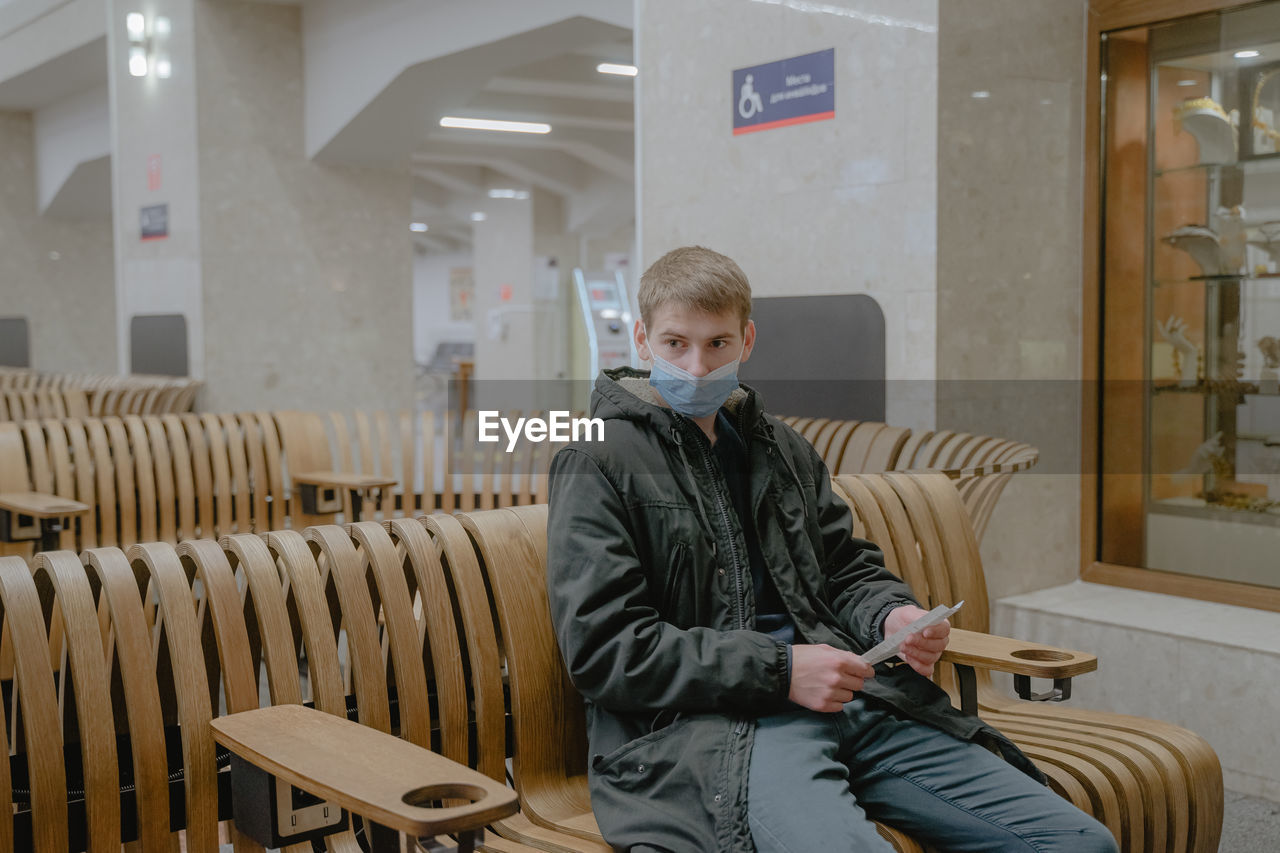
[211, 704, 518, 837]
[0, 491, 90, 518]
[941, 628, 1097, 679]
[291, 471, 398, 491]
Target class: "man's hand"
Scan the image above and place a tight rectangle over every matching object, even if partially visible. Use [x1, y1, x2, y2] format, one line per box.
[882, 605, 951, 678]
[788, 644, 875, 712]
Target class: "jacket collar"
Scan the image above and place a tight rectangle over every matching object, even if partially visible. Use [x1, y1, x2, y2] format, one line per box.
[592, 366, 770, 444]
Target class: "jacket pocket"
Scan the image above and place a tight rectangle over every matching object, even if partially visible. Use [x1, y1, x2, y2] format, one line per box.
[659, 541, 690, 615]
[588, 713, 729, 852]
[591, 712, 689, 777]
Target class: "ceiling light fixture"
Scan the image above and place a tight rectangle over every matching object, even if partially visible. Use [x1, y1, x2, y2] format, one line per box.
[440, 116, 551, 134]
[971, 90, 991, 99]
[487, 188, 531, 200]
[409, 222, 429, 232]
[470, 212, 488, 222]
[1177, 79, 1199, 87]
[126, 12, 172, 78]
[597, 63, 638, 77]
[1236, 49, 1261, 59]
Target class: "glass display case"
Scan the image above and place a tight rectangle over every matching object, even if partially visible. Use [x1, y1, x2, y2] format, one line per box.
[1100, 4, 1280, 589]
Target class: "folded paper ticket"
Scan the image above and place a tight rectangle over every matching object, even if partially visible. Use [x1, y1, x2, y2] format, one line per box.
[861, 601, 963, 666]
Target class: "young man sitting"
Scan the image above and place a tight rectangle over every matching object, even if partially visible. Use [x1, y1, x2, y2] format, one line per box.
[546, 246, 1117, 852]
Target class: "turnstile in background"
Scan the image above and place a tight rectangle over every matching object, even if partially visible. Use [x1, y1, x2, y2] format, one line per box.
[574, 269, 637, 378]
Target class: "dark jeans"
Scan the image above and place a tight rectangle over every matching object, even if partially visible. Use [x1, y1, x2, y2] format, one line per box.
[745, 698, 1118, 853]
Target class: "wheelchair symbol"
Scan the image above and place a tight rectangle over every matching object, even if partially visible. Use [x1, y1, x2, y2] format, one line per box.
[738, 74, 764, 120]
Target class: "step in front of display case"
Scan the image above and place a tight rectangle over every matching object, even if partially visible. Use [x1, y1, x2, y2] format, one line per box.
[994, 582, 1280, 804]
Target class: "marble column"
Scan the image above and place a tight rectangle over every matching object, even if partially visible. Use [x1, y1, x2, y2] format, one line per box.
[936, 0, 1088, 598]
[106, 0, 204, 380]
[105, 0, 413, 410]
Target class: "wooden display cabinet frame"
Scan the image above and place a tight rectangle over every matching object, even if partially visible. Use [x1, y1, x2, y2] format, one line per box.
[1085, 0, 1280, 612]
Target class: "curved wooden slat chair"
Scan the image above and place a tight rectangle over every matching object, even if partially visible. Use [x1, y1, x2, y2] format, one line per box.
[129, 542, 220, 851]
[81, 546, 172, 851]
[831, 472, 1224, 853]
[30, 552, 121, 850]
[423, 511, 606, 853]
[382, 517, 470, 767]
[0, 554, 69, 852]
[456, 504, 925, 853]
[0, 371, 199, 422]
[236, 531, 355, 853]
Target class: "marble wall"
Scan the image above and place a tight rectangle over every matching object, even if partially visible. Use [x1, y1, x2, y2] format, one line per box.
[636, 0, 939, 429]
[0, 111, 116, 372]
[192, 0, 413, 411]
[637, 0, 1089, 603]
[936, 0, 1089, 599]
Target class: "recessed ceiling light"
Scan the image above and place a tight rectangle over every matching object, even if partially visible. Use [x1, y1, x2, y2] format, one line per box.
[1177, 79, 1199, 87]
[440, 116, 551, 134]
[1236, 49, 1261, 59]
[597, 63, 638, 77]
[470, 212, 488, 222]
[971, 90, 991, 99]
[128, 47, 148, 77]
[409, 222, 429, 232]
[488, 188, 530, 200]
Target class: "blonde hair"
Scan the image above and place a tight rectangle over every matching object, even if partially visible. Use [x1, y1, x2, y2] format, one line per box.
[638, 246, 752, 329]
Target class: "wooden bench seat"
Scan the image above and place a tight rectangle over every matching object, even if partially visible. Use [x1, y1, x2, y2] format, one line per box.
[0, 472, 1223, 851]
[1, 409, 1038, 569]
[451, 479, 1219, 853]
[830, 472, 1223, 853]
[0, 528, 556, 851]
[284, 410, 1039, 540]
[0, 368, 200, 419]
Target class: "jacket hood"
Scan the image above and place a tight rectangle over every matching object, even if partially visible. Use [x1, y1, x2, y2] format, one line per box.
[591, 366, 764, 438]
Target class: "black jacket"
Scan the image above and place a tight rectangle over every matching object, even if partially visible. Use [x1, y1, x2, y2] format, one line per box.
[546, 368, 1041, 852]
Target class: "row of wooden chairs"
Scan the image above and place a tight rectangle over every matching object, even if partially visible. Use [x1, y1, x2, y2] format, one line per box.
[0, 410, 1039, 565]
[0, 472, 1219, 852]
[775, 414, 1040, 541]
[0, 368, 200, 419]
[458, 474, 1222, 853]
[296, 410, 1040, 542]
[0, 388, 90, 422]
[831, 473, 1223, 853]
[0, 411, 556, 564]
[0, 507, 614, 851]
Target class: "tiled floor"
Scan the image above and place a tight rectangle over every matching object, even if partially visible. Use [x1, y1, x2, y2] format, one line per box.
[1220, 789, 1280, 852]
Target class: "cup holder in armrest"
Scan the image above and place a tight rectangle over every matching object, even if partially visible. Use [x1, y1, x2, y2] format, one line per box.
[1010, 648, 1075, 662]
[402, 783, 489, 809]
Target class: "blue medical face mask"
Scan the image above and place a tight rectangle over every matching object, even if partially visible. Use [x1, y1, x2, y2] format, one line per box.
[646, 337, 743, 417]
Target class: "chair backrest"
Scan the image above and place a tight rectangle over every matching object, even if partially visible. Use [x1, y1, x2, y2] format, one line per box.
[275, 410, 565, 519]
[830, 472, 996, 704]
[832, 472, 991, 633]
[3, 414, 289, 554]
[457, 504, 594, 836]
[776, 414, 1038, 542]
[0, 542, 232, 852]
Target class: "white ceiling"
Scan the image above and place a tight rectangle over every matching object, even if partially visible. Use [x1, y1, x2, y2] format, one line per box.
[0, 1, 636, 250]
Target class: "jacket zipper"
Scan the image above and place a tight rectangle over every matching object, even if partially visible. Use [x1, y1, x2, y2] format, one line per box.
[688, 420, 750, 737]
[694, 432, 747, 632]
